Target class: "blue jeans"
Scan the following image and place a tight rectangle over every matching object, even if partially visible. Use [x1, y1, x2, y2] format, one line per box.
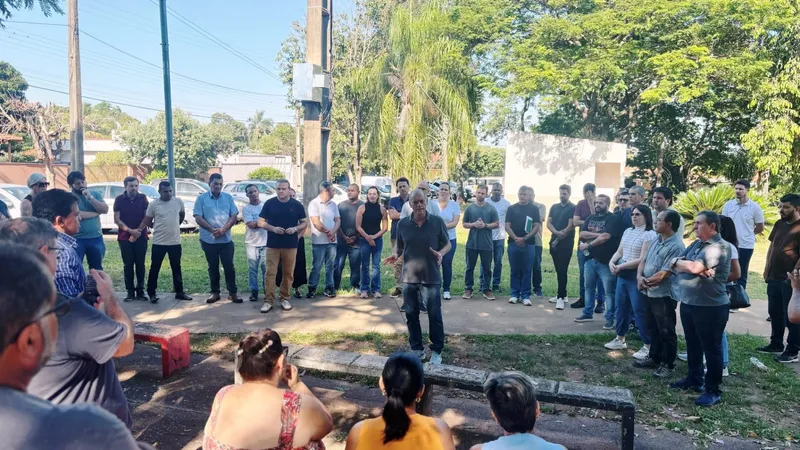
[359, 238, 383, 293]
[582, 259, 616, 319]
[334, 241, 361, 290]
[442, 239, 457, 292]
[309, 243, 336, 291]
[480, 239, 504, 289]
[680, 302, 729, 394]
[75, 236, 106, 270]
[403, 283, 444, 353]
[614, 273, 651, 344]
[722, 331, 729, 367]
[246, 244, 267, 293]
[532, 245, 543, 291]
[578, 250, 604, 302]
[738, 248, 754, 290]
[466, 248, 493, 292]
[508, 244, 535, 299]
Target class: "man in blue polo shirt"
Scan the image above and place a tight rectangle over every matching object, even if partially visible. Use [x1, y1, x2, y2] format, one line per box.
[193, 173, 240, 304]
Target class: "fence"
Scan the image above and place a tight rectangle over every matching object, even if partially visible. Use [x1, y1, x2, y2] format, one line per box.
[0, 162, 148, 189]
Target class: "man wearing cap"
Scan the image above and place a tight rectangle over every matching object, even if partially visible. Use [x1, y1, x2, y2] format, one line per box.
[307, 180, 341, 298]
[21, 173, 50, 217]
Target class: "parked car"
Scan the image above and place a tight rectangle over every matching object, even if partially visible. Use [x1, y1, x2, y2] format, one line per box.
[87, 182, 198, 232]
[222, 180, 277, 203]
[148, 177, 246, 221]
[432, 180, 471, 202]
[360, 184, 391, 206]
[0, 183, 27, 219]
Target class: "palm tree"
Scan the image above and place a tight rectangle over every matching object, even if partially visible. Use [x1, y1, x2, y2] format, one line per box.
[371, 0, 478, 184]
[246, 110, 273, 150]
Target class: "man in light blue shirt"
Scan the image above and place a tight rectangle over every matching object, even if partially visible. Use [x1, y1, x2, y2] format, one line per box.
[193, 173, 240, 304]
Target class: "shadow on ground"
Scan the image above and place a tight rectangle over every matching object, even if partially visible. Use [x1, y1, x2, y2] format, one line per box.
[118, 345, 770, 450]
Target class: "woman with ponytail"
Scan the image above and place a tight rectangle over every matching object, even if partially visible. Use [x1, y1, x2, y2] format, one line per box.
[344, 352, 455, 450]
[202, 329, 332, 450]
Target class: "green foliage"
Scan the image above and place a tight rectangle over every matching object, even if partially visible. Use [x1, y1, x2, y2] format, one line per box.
[88, 150, 130, 166]
[258, 123, 295, 156]
[119, 109, 216, 178]
[462, 145, 504, 178]
[0, 61, 27, 100]
[143, 169, 167, 185]
[0, 0, 62, 27]
[245, 110, 274, 151]
[207, 112, 247, 156]
[83, 102, 139, 138]
[673, 185, 779, 239]
[247, 166, 285, 181]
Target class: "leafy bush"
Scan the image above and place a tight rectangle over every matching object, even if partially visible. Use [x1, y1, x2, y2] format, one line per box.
[144, 169, 167, 184]
[673, 185, 779, 240]
[88, 150, 130, 166]
[247, 167, 285, 180]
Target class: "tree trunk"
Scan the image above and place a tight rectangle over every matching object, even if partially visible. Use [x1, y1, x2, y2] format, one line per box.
[760, 170, 770, 197]
[655, 139, 666, 187]
[353, 102, 362, 185]
[440, 118, 449, 181]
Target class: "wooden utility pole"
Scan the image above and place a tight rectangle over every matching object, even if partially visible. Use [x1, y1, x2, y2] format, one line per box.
[67, 0, 84, 172]
[302, 0, 333, 206]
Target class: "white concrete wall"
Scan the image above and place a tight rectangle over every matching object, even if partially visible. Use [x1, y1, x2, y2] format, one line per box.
[217, 154, 295, 185]
[504, 132, 628, 207]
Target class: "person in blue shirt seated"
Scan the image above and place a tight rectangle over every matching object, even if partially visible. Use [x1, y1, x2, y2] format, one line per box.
[471, 371, 565, 450]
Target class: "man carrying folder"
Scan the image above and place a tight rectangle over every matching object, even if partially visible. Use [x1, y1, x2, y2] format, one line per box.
[505, 186, 542, 306]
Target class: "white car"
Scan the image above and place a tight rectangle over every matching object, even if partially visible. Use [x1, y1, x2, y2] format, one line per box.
[0, 184, 27, 219]
[87, 183, 198, 233]
[222, 180, 277, 203]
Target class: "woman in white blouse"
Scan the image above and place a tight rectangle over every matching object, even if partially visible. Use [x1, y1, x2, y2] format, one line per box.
[437, 183, 461, 300]
[605, 205, 657, 360]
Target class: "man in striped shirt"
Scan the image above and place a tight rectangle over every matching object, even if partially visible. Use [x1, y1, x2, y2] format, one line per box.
[32, 189, 85, 297]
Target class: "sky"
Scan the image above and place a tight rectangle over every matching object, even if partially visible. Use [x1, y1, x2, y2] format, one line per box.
[0, 0, 339, 126]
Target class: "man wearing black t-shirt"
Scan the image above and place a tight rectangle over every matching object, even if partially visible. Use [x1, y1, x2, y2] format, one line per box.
[547, 185, 576, 309]
[574, 194, 623, 323]
[258, 179, 308, 313]
[504, 186, 541, 306]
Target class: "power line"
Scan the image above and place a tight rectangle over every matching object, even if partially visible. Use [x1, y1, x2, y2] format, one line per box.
[146, 0, 283, 82]
[3, 20, 286, 97]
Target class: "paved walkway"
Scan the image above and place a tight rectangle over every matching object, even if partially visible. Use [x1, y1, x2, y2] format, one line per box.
[121, 292, 772, 337]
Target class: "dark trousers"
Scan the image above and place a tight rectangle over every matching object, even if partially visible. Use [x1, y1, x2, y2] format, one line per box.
[768, 280, 799, 354]
[118, 238, 147, 294]
[550, 242, 573, 299]
[680, 302, 729, 394]
[334, 241, 361, 290]
[532, 245, 543, 291]
[738, 247, 754, 290]
[147, 244, 184, 296]
[643, 296, 678, 367]
[403, 283, 444, 353]
[466, 248, 493, 292]
[200, 241, 237, 295]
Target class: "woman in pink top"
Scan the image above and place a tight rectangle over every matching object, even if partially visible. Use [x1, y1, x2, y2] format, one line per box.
[203, 329, 333, 450]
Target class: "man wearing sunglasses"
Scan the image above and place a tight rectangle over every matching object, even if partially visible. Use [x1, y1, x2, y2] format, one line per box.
[20, 172, 49, 218]
[0, 245, 147, 449]
[0, 217, 136, 427]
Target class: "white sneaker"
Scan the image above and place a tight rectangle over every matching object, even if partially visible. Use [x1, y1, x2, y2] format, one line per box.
[260, 303, 273, 313]
[429, 351, 442, 365]
[443, 291, 451, 300]
[632, 346, 650, 360]
[722, 366, 729, 377]
[556, 298, 565, 310]
[604, 337, 627, 350]
[280, 300, 293, 311]
[509, 297, 519, 304]
[522, 298, 532, 306]
[549, 297, 559, 303]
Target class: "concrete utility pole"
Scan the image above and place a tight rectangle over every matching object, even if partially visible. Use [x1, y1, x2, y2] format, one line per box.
[294, 106, 302, 190]
[158, 0, 176, 189]
[67, 0, 84, 172]
[302, 0, 333, 206]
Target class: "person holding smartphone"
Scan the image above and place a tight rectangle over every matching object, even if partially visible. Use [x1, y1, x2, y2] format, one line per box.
[68, 171, 109, 270]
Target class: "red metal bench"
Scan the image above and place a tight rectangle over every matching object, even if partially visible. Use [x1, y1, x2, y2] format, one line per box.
[134, 322, 190, 378]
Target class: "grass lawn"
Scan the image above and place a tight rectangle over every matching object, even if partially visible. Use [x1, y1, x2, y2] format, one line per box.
[101, 223, 771, 300]
[190, 331, 799, 444]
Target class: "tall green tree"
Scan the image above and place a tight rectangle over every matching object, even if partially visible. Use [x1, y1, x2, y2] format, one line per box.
[82, 101, 139, 138]
[245, 110, 274, 151]
[208, 112, 247, 156]
[373, 0, 479, 184]
[0, 61, 27, 101]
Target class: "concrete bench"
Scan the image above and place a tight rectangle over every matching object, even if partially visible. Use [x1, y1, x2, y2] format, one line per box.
[234, 345, 636, 450]
[134, 322, 191, 378]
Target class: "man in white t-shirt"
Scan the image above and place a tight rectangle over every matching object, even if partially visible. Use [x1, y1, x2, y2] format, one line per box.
[481, 182, 511, 292]
[307, 181, 341, 298]
[243, 184, 268, 302]
[399, 181, 440, 218]
[721, 179, 765, 290]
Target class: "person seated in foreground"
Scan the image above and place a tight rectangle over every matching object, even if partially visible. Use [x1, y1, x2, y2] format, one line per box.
[470, 371, 565, 450]
[203, 329, 332, 450]
[345, 352, 455, 450]
[0, 244, 151, 449]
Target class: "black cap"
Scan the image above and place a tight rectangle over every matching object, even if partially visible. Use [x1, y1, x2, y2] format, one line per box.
[320, 181, 332, 190]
